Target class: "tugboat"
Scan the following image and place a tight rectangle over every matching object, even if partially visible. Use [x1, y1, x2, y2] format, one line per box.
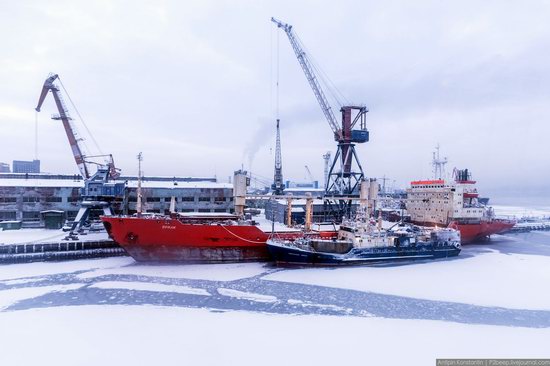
[266, 219, 461, 265]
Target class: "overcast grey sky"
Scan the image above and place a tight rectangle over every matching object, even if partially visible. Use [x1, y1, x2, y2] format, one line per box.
[1, 0, 549, 197]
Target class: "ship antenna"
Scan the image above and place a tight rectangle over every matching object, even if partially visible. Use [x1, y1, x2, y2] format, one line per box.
[432, 144, 448, 180]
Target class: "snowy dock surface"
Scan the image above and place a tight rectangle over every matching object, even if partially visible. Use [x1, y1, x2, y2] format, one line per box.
[0, 229, 109, 245]
[0, 229, 122, 263]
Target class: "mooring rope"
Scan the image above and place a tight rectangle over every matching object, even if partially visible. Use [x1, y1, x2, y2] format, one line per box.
[219, 225, 266, 244]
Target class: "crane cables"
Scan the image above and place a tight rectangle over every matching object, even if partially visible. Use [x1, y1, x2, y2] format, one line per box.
[270, 23, 281, 120]
[57, 77, 105, 160]
[294, 32, 350, 109]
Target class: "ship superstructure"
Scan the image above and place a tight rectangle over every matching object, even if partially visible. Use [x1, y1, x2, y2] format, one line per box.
[406, 169, 514, 242]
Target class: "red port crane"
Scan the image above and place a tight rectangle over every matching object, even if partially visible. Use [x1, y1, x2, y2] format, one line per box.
[271, 18, 369, 198]
[272, 18, 370, 220]
[35, 73, 90, 179]
[35, 73, 124, 237]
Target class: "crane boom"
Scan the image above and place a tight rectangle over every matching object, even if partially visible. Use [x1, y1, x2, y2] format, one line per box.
[35, 74, 90, 179]
[271, 17, 341, 139]
[272, 18, 370, 219]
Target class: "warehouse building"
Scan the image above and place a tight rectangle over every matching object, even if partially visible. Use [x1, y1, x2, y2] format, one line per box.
[0, 173, 233, 226]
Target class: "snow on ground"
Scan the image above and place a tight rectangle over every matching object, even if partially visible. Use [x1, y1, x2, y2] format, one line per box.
[90, 281, 211, 296]
[77, 261, 269, 282]
[0, 305, 548, 366]
[0, 283, 84, 310]
[0, 257, 134, 281]
[264, 247, 550, 311]
[0, 228, 109, 245]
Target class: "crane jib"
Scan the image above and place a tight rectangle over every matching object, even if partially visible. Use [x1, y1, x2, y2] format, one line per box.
[271, 17, 341, 138]
[271, 17, 369, 205]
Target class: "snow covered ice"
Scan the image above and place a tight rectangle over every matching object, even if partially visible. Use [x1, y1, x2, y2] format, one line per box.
[1, 228, 550, 365]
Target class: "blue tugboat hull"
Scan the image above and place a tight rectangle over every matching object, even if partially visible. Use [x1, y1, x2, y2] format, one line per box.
[267, 243, 460, 266]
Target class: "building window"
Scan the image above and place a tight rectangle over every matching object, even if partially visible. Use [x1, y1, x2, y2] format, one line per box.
[22, 197, 40, 203]
[0, 211, 16, 220]
[22, 211, 40, 221]
[45, 197, 62, 203]
[214, 197, 225, 203]
[214, 208, 226, 212]
[181, 197, 194, 202]
[68, 197, 80, 203]
[0, 197, 17, 203]
[128, 197, 137, 202]
[164, 197, 174, 202]
[198, 209, 211, 212]
[146, 197, 161, 202]
[198, 197, 210, 202]
[67, 211, 79, 219]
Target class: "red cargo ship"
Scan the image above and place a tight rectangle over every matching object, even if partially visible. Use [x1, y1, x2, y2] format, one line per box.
[406, 169, 515, 243]
[101, 213, 336, 262]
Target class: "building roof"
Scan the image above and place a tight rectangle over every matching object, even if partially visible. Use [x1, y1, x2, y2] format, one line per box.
[125, 180, 232, 189]
[0, 178, 232, 189]
[0, 178, 83, 188]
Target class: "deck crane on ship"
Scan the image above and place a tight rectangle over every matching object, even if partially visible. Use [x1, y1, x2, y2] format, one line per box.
[35, 73, 125, 238]
[271, 17, 370, 220]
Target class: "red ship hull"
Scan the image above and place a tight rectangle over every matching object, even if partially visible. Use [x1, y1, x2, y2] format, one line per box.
[448, 219, 515, 244]
[101, 216, 334, 262]
[412, 219, 515, 244]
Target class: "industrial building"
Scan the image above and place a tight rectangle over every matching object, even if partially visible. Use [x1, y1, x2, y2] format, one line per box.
[0, 173, 233, 226]
[264, 197, 360, 225]
[264, 198, 328, 225]
[12, 159, 40, 173]
[0, 163, 10, 173]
